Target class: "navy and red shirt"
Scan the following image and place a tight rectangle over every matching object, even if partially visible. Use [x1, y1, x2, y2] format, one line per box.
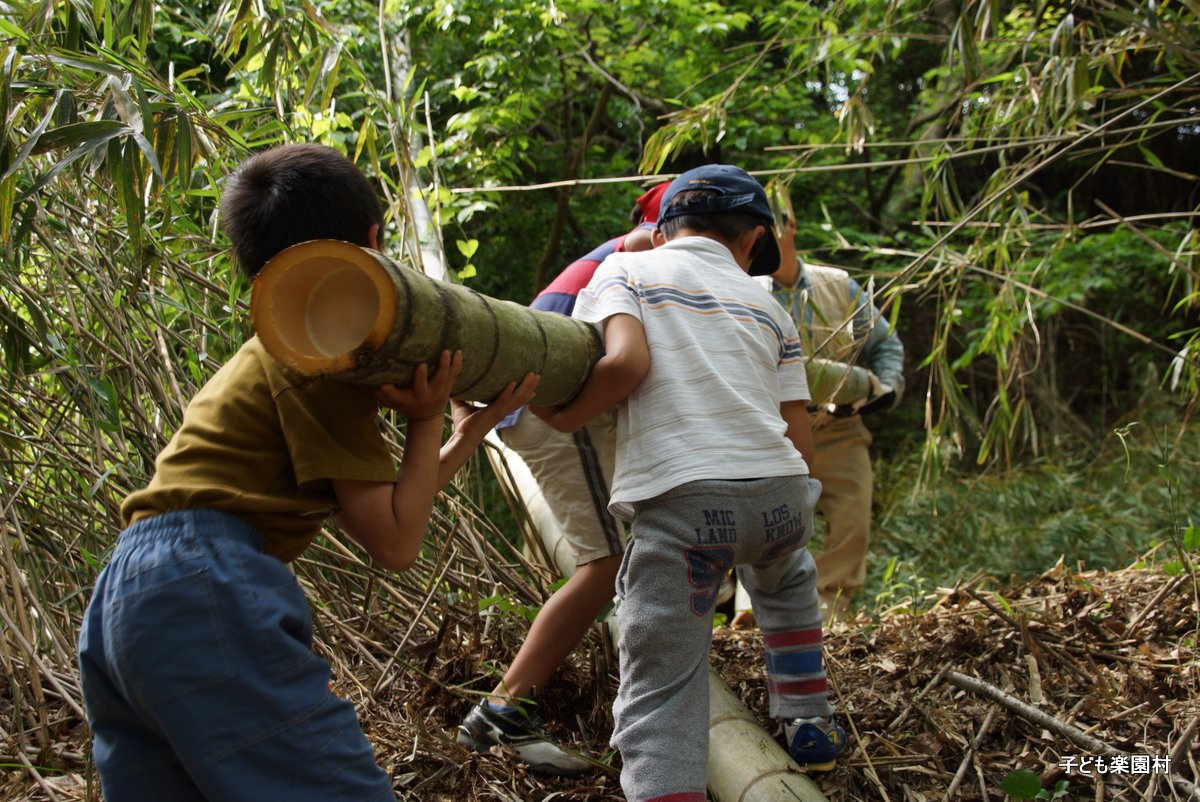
[530, 234, 629, 315]
[496, 232, 633, 430]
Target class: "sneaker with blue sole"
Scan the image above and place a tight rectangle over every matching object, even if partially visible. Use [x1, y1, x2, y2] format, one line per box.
[784, 715, 846, 771]
[456, 700, 592, 777]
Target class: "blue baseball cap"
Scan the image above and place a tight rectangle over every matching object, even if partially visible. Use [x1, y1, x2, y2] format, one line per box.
[658, 164, 781, 276]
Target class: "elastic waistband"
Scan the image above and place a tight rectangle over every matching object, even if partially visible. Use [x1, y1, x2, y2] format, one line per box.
[120, 509, 262, 551]
[649, 474, 809, 503]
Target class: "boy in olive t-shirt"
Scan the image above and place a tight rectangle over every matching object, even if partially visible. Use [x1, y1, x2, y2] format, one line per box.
[77, 143, 538, 802]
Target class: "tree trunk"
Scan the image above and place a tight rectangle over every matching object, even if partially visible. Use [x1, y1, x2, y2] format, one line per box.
[250, 239, 602, 407]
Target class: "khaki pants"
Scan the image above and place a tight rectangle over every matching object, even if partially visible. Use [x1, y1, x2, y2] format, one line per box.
[810, 414, 873, 596]
[498, 409, 623, 565]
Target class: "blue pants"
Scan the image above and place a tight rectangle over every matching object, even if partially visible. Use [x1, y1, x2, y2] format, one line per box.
[77, 510, 394, 802]
[611, 476, 830, 802]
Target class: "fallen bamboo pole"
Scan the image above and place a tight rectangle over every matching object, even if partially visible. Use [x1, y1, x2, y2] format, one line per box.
[707, 666, 830, 802]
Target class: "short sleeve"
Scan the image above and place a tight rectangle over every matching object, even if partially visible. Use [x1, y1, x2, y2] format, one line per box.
[275, 378, 397, 488]
[776, 310, 811, 403]
[572, 259, 643, 325]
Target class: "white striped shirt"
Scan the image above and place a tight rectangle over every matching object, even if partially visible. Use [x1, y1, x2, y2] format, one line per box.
[574, 236, 811, 519]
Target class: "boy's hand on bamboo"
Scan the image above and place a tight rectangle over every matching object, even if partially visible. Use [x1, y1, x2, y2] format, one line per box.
[375, 349, 463, 422]
[450, 372, 540, 439]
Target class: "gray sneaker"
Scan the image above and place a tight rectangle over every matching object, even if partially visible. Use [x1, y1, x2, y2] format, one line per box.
[456, 700, 592, 776]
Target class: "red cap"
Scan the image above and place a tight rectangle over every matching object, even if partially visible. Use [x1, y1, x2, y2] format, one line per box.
[635, 182, 669, 224]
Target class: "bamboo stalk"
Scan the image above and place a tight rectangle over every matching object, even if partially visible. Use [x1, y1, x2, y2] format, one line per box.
[0, 506, 51, 748]
[707, 667, 830, 802]
[252, 240, 874, 410]
[250, 239, 602, 407]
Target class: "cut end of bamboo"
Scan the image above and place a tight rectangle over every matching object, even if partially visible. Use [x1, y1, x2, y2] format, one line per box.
[251, 240, 397, 375]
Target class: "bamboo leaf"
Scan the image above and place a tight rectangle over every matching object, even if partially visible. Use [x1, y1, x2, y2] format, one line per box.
[0, 173, 14, 244]
[1, 89, 69, 182]
[0, 17, 28, 43]
[1139, 146, 1164, 170]
[18, 121, 130, 202]
[46, 52, 125, 77]
[174, 109, 193, 187]
[30, 120, 128, 154]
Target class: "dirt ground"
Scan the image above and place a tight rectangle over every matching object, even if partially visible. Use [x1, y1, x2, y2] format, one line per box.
[4, 561, 1197, 801]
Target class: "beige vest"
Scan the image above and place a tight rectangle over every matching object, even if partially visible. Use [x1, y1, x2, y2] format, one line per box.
[771, 263, 874, 412]
[796, 263, 862, 363]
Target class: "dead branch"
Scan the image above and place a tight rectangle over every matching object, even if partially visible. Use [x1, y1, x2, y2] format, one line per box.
[947, 671, 1200, 799]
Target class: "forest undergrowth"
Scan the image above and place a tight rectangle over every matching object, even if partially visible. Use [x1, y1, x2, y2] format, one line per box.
[3, 402, 1196, 802]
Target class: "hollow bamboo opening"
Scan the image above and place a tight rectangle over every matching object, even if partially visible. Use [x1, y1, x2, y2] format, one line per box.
[251, 240, 398, 375]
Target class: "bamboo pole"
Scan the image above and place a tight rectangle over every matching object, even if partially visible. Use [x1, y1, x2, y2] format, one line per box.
[250, 239, 603, 406]
[251, 239, 871, 409]
[485, 438, 831, 802]
[707, 667, 830, 802]
[807, 358, 871, 407]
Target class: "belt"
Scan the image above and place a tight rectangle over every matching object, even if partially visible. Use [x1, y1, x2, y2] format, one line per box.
[808, 403, 859, 419]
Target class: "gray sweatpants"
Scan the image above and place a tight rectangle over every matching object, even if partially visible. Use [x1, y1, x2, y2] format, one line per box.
[611, 475, 831, 802]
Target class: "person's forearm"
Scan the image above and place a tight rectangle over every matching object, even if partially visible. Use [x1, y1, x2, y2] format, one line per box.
[435, 373, 541, 489]
[388, 416, 444, 565]
[851, 285, 905, 397]
[539, 312, 649, 432]
[773, 255, 800, 289]
[792, 423, 815, 467]
[436, 429, 479, 490]
[547, 352, 645, 432]
[864, 315, 905, 397]
[781, 400, 815, 466]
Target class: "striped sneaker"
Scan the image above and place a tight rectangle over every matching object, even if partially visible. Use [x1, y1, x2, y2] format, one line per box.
[456, 700, 591, 777]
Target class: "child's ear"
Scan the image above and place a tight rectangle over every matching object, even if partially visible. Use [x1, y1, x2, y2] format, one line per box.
[367, 223, 381, 250]
[735, 225, 765, 263]
[651, 228, 668, 248]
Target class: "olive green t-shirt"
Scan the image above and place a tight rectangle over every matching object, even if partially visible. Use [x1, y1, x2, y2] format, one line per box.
[122, 337, 397, 562]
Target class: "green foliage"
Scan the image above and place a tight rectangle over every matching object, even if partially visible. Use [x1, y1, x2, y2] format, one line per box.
[869, 399, 1200, 607]
[386, 0, 1199, 470]
[389, 0, 858, 296]
[477, 591, 541, 623]
[871, 555, 931, 616]
[1000, 769, 1043, 800]
[1001, 769, 1070, 800]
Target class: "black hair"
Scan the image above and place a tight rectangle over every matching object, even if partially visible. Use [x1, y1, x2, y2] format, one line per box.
[219, 143, 384, 279]
[629, 203, 644, 227]
[658, 189, 766, 245]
